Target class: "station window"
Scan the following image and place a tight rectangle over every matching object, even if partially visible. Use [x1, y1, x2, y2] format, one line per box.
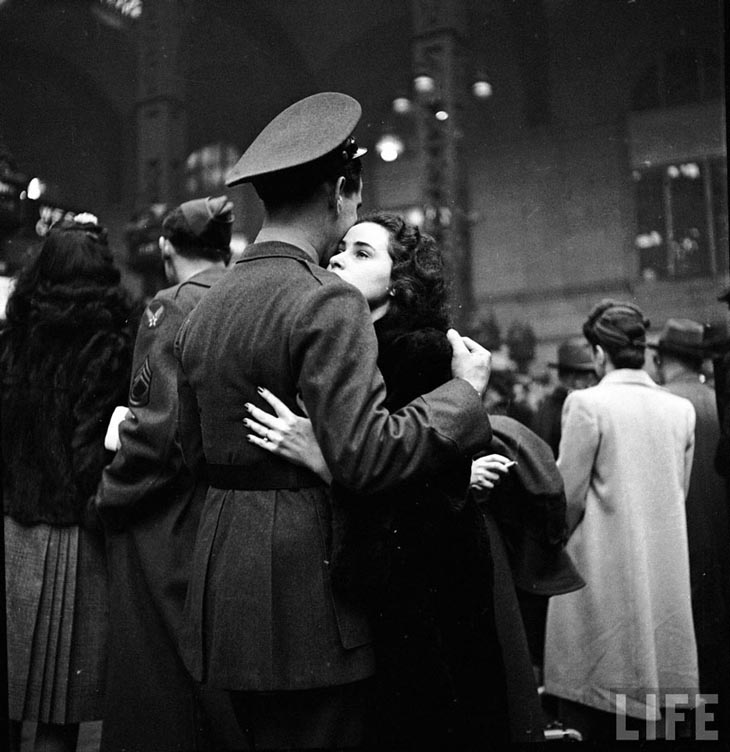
[631, 46, 727, 280]
[185, 143, 241, 196]
[633, 159, 727, 280]
[631, 47, 722, 111]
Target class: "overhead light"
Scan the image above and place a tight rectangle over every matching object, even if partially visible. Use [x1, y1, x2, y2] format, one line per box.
[27, 177, 45, 200]
[472, 79, 493, 99]
[413, 74, 436, 94]
[375, 134, 405, 163]
[405, 207, 425, 227]
[434, 109, 449, 121]
[392, 96, 413, 115]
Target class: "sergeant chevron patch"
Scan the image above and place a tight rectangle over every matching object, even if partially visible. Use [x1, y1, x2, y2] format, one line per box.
[129, 356, 153, 407]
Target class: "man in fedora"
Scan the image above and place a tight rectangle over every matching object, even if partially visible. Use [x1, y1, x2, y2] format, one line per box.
[173, 92, 493, 749]
[652, 318, 730, 739]
[96, 197, 242, 751]
[534, 338, 598, 458]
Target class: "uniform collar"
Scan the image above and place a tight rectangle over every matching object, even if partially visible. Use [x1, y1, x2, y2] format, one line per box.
[186, 265, 226, 286]
[238, 241, 318, 266]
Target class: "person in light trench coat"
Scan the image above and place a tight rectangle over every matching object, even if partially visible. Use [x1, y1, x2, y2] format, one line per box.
[544, 300, 699, 741]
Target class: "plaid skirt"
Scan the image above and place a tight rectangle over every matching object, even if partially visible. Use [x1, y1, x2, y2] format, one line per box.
[5, 516, 108, 723]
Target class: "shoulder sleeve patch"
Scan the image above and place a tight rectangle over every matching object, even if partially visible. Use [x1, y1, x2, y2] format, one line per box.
[129, 355, 153, 407]
[144, 300, 166, 328]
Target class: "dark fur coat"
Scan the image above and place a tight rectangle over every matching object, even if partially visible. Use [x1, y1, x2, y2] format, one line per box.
[1, 294, 132, 527]
[331, 315, 509, 751]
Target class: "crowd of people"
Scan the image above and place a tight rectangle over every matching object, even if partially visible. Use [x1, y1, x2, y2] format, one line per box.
[2, 91, 729, 751]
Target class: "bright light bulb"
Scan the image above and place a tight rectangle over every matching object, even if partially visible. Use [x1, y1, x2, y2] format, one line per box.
[392, 97, 412, 114]
[406, 207, 425, 226]
[472, 80, 493, 98]
[375, 134, 404, 162]
[27, 177, 44, 200]
[414, 75, 435, 94]
[434, 109, 449, 121]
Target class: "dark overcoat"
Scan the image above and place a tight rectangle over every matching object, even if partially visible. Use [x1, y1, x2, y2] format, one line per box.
[97, 267, 242, 751]
[174, 242, 492, 692]
[664, 374, 730, 737]
[533, 385, 569, 459]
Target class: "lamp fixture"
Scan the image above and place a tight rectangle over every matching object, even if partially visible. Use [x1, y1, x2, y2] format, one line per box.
[413, 74, 436, 95]
[472, 79, 493, 99]
[375, 133, 405, 162]
[392, 96, 413, 114]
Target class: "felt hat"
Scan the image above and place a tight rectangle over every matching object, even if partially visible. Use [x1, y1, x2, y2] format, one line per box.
[178, 195, 234, 249]
[651, 317, 705, 359]
[226, 92, 367, 187]
[548, 338, 596, 372]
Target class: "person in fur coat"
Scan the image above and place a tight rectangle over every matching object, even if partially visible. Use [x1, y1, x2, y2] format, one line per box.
[245, 212, 512, 749]
[2, 218, 133, 752]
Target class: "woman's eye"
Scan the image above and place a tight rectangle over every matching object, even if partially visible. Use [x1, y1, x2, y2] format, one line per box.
[356, 250, 369, 259]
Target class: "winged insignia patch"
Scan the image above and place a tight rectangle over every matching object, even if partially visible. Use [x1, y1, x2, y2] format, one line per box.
[145, 301, 165, 328]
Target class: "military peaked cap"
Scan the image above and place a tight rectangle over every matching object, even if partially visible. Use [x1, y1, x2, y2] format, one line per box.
[226, 92, 366, 187]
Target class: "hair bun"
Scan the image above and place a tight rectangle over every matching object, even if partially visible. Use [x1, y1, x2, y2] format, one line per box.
[584, 298, 649, 349]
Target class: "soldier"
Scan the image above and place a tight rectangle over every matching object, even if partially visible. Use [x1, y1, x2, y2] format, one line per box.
[174, 92, 493, 749]
[96, 196, 240, 751]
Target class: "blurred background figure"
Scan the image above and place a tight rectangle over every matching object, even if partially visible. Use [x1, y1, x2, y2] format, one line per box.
[2, 218, 133, 752]
[96, 196, 240, 752]
[533, 338, 599, 458]
[544, 300, 698, 742]
[482, 367, 536, 430]
[709, 288, 730, 500]
[471, 413, 585, 739]
[652, 317, 730, 739]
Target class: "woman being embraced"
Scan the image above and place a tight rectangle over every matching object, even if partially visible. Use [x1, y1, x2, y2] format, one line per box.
[2, 218, 133, 752]
[245, 212, 511, 749]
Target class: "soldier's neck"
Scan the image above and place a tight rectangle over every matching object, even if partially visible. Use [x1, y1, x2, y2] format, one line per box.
[255, 223, 320, 264]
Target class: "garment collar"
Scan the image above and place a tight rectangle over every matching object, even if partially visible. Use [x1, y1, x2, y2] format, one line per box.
[237, 241, 318, 266]
[600, 368, 657, 387]
[187, 266, 226, 286]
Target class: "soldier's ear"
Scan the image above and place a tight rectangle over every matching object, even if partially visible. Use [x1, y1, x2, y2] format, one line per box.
[331, 176, 346, 213]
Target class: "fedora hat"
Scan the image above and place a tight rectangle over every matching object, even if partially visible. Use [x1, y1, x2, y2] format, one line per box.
[548, 338, 596, 372]
[651, 317, 705, 359]
[226, 92, 367, 187]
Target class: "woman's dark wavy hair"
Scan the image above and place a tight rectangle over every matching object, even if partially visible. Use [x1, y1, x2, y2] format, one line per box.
[355, 211, 450, 332]
[4, 219, 129, 332]
[0, 219, 133, 524]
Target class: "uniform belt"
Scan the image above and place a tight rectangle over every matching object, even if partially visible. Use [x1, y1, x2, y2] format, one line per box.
[206, 463, 322, 490]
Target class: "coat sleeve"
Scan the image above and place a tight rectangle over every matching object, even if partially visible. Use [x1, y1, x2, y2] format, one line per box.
[291, 283, 492, 495]
[683, 401, 696, 498]
[174, 315, 207, 482]
[96, 294, 188, 526]
[556, 391, 599, 536]
[71, 328, 132, 528]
